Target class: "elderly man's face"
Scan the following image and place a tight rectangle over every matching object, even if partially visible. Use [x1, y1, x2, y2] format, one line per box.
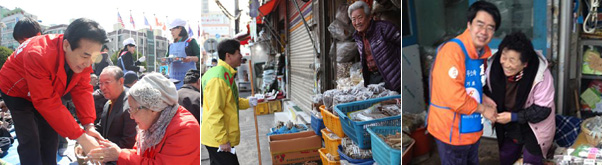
[99, 72, 124, 101]
[351, 9, 371, 33]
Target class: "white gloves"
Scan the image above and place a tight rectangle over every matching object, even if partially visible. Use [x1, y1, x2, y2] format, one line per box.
[138, 56, 146, 62]
[139, 66, 146, 72]
[248, 97, 258, 107]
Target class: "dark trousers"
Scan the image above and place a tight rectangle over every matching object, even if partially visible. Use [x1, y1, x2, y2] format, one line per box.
[0, 91, 59, 165]
[435, 138, 479, 165]
[499, 138, 543, 165]
[205, 145, 240, 165]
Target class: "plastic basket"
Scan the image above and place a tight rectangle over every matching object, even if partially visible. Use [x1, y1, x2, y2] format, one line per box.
[336, 145, 375, 165]
[367, 126, 401, 165]
[320, 105, 346, 138]
[334, 95, 401, 149]
[311, 113, 325, 136]
[319, 148, 340, 165]
[268, 100, 282, 113]
[255, 102, 269, 115]
[321, 128, 342, 157]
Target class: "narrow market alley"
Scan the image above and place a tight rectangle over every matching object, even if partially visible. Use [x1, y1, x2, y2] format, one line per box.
[202, 91, 275, 165]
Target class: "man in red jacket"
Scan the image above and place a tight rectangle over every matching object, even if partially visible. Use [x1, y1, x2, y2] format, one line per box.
[0, 18, 108, 164]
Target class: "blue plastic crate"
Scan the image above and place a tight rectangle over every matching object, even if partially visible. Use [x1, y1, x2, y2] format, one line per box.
[311, 113, 325, 136]
[336, 145, 375, 165]
[367, 126, 401, 165]
[334, 95, 401, 149]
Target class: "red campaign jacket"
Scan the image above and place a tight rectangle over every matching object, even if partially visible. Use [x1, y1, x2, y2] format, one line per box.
[117, 106, 200, 164]
[0, 34, 95, 139]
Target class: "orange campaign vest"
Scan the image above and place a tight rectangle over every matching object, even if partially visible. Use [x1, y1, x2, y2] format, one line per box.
[426, 30, 492, 146]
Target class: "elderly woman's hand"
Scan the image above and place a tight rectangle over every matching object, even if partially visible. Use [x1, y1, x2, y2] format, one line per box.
[87, 139, 122, 163]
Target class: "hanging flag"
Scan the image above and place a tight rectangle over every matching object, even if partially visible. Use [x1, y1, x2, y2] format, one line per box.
[117, 12, 125, 28]
[155, 14, 161, 27]
[163, 16, 167, 31]
[130, 11, 136, 29]
[144, 15, 152, 30]
[188, 23, 194, 38]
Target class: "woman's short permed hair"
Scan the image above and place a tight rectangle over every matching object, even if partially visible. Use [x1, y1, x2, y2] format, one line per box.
[497, 32, 536, 63]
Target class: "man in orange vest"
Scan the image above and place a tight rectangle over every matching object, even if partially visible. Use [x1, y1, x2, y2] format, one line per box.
[428, 1, 500, 164]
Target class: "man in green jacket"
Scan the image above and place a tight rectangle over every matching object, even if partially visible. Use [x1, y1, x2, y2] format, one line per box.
[201, 39, 258, 165]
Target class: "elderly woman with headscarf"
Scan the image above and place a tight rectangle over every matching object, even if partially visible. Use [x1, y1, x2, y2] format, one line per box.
[87, 72, 200, 164]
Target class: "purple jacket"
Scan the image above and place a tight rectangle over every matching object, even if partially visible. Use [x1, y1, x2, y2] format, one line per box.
[353, 20, 401, 92]
[486, 52, 556, 158]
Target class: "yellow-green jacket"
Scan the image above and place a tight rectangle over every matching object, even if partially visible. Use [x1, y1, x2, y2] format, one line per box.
[201, 60, 250, 147]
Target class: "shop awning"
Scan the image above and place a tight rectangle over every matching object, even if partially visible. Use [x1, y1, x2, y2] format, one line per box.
[256, 0, 281, 24]
[235, 24, 252, 45]
[239, 35, 251, 45]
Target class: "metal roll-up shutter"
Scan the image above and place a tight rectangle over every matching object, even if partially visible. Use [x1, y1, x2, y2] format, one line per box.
[288, 0, 315, 112]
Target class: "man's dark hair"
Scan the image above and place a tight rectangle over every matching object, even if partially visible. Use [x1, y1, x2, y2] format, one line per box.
[217, 39, 240, 61]
[64, 18, 109, 50]
[211, 58, 218, 63]
[497, 32, 536, 63]
[184, 69, 200, 84]
[13, 17, 41, 42]
[467, 1, 501, 31]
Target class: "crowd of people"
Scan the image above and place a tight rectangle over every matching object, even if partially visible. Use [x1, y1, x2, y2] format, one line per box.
[0, 17, 201, 164]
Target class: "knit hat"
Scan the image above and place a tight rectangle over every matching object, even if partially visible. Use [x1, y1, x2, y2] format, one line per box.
[127, 73, 178, 111]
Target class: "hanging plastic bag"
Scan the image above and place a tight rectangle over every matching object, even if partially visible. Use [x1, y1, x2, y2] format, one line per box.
[336, 3, 351, 24]
[328, 20, 355, 41]
[336, 42, 359, 63]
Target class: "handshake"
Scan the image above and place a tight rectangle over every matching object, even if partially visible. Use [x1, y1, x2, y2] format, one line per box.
[479, 95, 513, 124]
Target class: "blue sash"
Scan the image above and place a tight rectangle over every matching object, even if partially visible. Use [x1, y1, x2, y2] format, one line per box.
[454, 39, 484, 133]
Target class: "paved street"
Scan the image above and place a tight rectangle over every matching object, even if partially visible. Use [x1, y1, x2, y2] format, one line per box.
[202, 91, 274, 165]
